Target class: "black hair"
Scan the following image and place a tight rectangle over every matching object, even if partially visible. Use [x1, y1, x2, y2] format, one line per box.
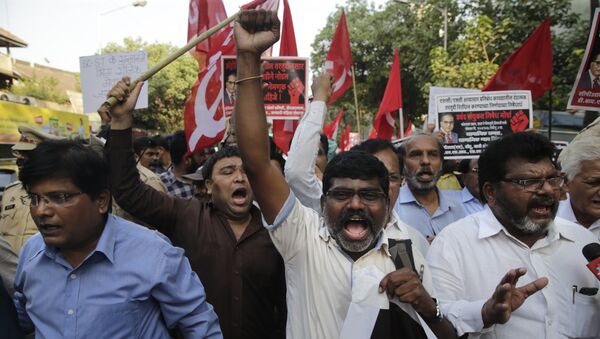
[152, 135, 169, 151]
[269, 137, 285, 173]
[319, 133, 329, 156]
[478, 132, 556, 203]
[169, 131, 188, 165]
[457, 158, 472, 174]
[351, 138, 403, 174]
[19, 139, 108, 199]
[397, 133, 445, 164]
[323, 151, 389, 196]
[202, 146, 241, 180]
[133, 136, 158, 156]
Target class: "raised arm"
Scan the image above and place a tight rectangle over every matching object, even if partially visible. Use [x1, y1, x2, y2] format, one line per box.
[233, 10, 289, 223]
[284, 74, 332, 213]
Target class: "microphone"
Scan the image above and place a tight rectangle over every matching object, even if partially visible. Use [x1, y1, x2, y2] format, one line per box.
[582, 243, 600, 281]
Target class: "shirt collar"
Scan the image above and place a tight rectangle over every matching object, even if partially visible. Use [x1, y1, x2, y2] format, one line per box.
[461, 187, 476, 203]
[478, 205, 576, 244]
[399, 185, 417, 204]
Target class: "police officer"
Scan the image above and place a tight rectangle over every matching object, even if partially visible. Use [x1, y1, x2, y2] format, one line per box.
[0, 126, 64, 253]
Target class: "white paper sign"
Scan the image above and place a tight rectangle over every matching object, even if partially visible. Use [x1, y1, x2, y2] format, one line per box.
[79, 51, 148, 113]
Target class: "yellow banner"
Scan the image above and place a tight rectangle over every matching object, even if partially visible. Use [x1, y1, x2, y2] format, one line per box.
[0, 101, 90, 144]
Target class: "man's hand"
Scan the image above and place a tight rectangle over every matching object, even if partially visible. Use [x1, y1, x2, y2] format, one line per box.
[311, 73, 333, 103]
[379, 268, 437, 317]
[481, 268, 548, 328]
[97, 76, 144, 130]
[234, 10, 280, 56]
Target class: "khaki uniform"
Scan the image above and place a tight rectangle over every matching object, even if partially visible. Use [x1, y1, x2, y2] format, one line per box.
[0, 182, 37, 253]
[112, 164, 168, 229]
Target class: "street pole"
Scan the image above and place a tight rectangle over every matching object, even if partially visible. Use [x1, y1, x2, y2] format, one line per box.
[443, 6, 448, 51]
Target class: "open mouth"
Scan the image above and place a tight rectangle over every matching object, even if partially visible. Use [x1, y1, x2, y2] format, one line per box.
[342, 216, 369, 241]
[231, 187, 249, 206]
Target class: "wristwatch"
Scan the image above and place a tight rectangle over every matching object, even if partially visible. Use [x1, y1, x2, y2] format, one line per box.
[421, 298, 444, 323]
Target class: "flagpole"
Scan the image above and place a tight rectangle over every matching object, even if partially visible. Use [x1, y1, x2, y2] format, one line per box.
[399, 109, 404, 139]
[548, 89, 553, 140]
[351, 65, 361, 136]
[102, 12, 239, 109]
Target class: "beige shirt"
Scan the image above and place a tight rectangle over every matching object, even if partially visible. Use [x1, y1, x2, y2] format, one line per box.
[0, 182, 37, 253]
[265, 192, 433, 339]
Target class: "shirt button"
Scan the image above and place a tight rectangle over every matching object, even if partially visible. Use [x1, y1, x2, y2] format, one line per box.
[67, 309, 74, 315]
[70, 274, 77, 280]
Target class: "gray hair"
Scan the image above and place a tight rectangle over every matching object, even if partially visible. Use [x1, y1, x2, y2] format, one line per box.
[559, 136, 600, 180]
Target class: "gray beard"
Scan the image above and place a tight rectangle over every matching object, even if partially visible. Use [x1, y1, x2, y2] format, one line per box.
[324, 213, 378, 253]
[405, 171, 440, 193]
[511, 215, 550, 234]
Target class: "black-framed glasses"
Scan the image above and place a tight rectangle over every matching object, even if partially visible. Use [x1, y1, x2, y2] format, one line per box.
[325, 189, 386, 204]
[21, 192, 83, 207]
[501, 176, 565, 193]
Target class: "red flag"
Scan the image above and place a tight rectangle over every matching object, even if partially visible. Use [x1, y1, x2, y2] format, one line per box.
[325, 10, 353, 105]
[482, 18, 552, 100]
[272, 0, 297, 154]
[187, 0, 228, 59]
[279, 0, 297, 56]
[323, 107, 344, 139]
[184, 24, 236, 153]
[370, 49, 403, 140]
[399, 120, 412, 138]
[339, 124, 351, 152]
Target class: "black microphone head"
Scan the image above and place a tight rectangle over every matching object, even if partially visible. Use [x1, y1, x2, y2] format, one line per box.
[582, 243, 600, 262]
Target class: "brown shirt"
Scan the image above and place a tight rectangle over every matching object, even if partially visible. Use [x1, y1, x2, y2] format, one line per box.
[106, 129, 286, 339]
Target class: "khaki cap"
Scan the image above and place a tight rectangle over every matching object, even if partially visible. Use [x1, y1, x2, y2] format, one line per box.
[12, 126, 65, 151]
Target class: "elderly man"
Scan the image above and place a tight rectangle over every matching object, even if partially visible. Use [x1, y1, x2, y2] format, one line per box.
[557, 136, 600, 239]
[14, 140, 221, 338]
[233, 10, 456, 338]
[100, 79, 286, 339]
[427, 132, 600, 338]
[578, 53, 600, 89]
[0, 126, 63, 253]
[395, 134, 466, 239]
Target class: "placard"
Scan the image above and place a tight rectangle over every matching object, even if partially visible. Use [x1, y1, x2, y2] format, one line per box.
[79, 51, 148, 113]
[435, 91, 533, 159]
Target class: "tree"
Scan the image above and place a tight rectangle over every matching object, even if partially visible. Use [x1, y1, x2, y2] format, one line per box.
[101, 38, 198, 132]
[9, 74, 70, 104]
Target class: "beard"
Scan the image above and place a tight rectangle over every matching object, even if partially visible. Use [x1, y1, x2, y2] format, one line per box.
[404, 166, 442, 192]
[324, 207, 381, 253]
[495, 192, 558, 235]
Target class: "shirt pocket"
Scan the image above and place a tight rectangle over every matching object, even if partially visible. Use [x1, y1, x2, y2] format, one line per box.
[83, 301, 141, 338]
[560, 292, 600, 338]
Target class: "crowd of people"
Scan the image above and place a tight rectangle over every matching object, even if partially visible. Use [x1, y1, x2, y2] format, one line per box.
[0, 10, 599, 339]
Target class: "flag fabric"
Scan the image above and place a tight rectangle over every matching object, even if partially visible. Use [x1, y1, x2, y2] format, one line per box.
[323, 107, 344, 139]
[187, 0, 228, 67]
[399, 119, 412, 138]
[482, 18, 552, 100]
[184, 24, 235, 153]
[339, 124, 351, 152]
[279, 0, 297, 56]
[325, 10, 353, 105]
[271, 0, 297, 154]
[370, 49, 403, 140]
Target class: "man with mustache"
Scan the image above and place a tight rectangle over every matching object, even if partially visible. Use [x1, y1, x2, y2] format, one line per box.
[396, 134, 466, 239]
[99, 78, 287, 339]
[233, 10, 456, 338]
[427, 132, 600, 338]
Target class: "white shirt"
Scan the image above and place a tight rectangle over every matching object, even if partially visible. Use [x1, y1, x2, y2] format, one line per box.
[265, 192, 434, 339]
[427, 206, 600, 338]
[557, 196, 600, 240]
[284, 100, 326, 213]
[387, 210, 430, 257]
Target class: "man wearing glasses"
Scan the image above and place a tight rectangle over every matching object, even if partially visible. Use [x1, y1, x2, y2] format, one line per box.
[427, 132, 600, 338]
[13, 140, 222, 338]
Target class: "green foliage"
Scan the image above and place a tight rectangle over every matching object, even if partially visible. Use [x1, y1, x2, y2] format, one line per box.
[101, 37, 198, 132]
[9, 74, 70, 104]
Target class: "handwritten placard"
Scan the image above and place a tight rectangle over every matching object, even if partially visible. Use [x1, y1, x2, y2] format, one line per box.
[79, 51, 148, 113]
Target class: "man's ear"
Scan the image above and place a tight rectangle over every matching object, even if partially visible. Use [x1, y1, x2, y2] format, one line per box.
[482, 182, 497, 206]
[96, 190, 111, 214]
[205, 179, 213, 195]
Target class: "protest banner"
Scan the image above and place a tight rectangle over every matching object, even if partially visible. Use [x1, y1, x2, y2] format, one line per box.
[80, 51, 148, 113]
[567, 8, 600, 111]
[222, 56, 308, 120]
[435, 90, 533, 159]
[427, 86, 481, 126]
[0, 101, 90, 144]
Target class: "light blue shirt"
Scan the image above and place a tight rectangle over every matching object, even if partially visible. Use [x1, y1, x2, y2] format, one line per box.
[14, 214, 222, 339]
[394, 185, 466, 238]
[461, 187, 485, 215]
